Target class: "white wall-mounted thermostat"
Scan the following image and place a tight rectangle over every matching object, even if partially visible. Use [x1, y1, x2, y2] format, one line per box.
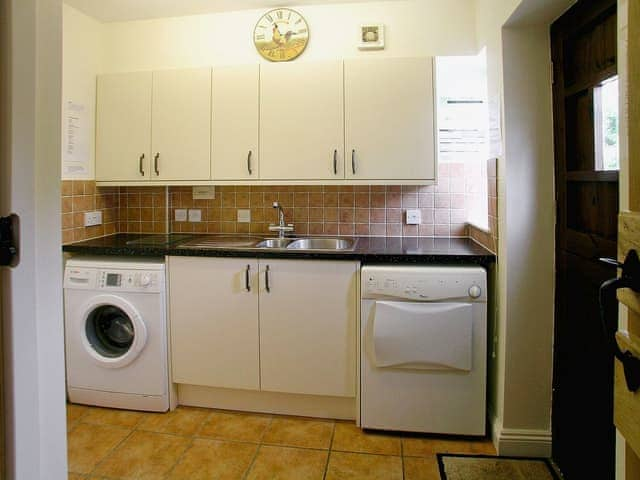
[358, 24, 385, 50]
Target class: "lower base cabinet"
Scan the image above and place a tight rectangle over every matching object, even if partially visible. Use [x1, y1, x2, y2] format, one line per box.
[168, 256, 359, 398]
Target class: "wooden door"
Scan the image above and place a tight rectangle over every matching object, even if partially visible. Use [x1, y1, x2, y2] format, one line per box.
[614, 0, 640, 476]
[151, 68, 211, 181]
[258, 259, 358, 397]
[96, 72, 152, 181]
[260, 61, 344, 180]
[168, 257, 260, 390]
[551, 1, 618, 478]
[344, 57, 435, 181]
[211, 65, 259, 180]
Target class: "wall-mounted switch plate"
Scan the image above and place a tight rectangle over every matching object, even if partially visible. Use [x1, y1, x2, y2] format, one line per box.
[237, 209, 251, 223]
[84, 211, 102, 227]
[406, 209, 421, 225]
[175, 209, 187, 222]
[188, 209, 202, 222]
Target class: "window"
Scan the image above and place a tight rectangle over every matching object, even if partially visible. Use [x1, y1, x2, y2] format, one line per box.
[594, 76, 619, 171]
[436, 51, 489, 229]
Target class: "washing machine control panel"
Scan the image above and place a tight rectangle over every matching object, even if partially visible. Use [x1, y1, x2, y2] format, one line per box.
[64, 267, 163, 292]
[97, 270, 161, 292]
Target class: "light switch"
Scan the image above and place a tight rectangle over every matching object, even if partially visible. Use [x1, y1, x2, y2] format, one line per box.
[188, 209, 202, 222]
[406, 209, 421, 225]
[175, 209, 187, 222]
[237, 209, 251, 223]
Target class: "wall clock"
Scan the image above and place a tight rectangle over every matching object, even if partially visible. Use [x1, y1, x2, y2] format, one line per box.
[253, 8, 309, 62]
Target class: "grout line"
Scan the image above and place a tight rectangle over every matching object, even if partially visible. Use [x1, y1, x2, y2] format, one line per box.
[322, 421, 337, 480]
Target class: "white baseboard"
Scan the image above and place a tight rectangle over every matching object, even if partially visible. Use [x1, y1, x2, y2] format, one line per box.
[490, 413, 552, 457]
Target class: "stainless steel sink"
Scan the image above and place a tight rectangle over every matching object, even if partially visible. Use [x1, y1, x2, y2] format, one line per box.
[179, 235, 263, 249]
[286, 237, 355, 251]
[255, 238, 293, 248]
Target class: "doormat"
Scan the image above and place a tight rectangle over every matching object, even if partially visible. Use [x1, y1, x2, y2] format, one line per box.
[437, 453, 561, 480]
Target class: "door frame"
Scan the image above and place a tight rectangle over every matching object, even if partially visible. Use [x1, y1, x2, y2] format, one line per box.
[0, 0, 67, 478]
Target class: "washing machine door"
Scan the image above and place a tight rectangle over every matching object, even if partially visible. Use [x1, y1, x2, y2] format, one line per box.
[81, 294, 148, 368]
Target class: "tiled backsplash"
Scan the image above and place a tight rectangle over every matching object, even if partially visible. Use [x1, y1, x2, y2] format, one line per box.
[61, 180, 119, 244]
[62, 162, 498, 244]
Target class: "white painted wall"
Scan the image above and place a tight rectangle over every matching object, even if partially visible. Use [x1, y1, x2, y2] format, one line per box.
[101, 0, 478, 72]
[62, 4, 105, 179]
[2, 0, 67, 478]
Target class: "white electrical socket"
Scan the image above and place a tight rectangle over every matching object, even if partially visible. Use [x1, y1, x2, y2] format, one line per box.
[188, 209, 202, 222]
[237, 209, 251, 223]
[175, 209, 187, 222]
[406, 209, 421, 225]
[84, 211, 102, 227]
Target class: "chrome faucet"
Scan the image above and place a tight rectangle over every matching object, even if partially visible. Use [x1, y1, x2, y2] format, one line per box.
[269, 201, 294, 238]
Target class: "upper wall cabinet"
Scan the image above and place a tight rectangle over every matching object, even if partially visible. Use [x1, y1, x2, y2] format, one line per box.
[212, 65, 259, 180]
[344, 57, 436, 181]
[96, 72, 153, 181]
[96, 68, 211, 182]
[151, 68, 212, 181]
[260, 61, 345, 180]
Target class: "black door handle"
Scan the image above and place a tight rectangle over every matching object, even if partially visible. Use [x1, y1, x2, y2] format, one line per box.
[599, 249, 640, 391]
[0, 214, 19, 267]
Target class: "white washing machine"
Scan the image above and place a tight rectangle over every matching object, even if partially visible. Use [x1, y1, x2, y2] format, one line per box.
[64, 256, 173, 412]
[360, 265, 487, 436]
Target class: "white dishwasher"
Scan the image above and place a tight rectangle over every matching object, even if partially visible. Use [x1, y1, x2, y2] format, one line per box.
[360, 265, 487, 436]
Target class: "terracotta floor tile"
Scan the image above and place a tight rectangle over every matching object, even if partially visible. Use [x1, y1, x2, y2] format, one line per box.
[198, 411, 272, 443]
[80, 406, 145, 428]
[67, 422, 130, 474]
[93, 430, 190, 479]
[325, 451, 403, 480]
[66, 404, 89, 431]
[245, 445, 327, 480]
[402, 437, 474, 457]
[468, 438, 497, 455]
[262, 417, 334, 449]
[403, 456, 441, 480]
[332, 423, 401, 456]
[168, 438, 257, 480]
[67, 473, 86, 480]
[137, 406, 210, 437]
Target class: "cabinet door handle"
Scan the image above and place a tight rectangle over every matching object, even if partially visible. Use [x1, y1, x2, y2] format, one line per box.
[264, 265, 270, 293]
[247, 150, 253, 175]
[351, 149, 356, 175]
[245, 264, 251, 292]
[333, 149, 338, 175]
[154, 153, 160, 176]
[139, 154, 145, 176]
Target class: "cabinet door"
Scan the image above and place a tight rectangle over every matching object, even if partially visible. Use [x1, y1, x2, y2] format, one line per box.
[260, 61, 344, 180]
[169, 257, 259, 390]
[345, 57, 436, 180]
[259, 259, 358, 397]
[151, 68, 211, 181]
[96, 72, 152, 181]
[212, 65, 259, 180]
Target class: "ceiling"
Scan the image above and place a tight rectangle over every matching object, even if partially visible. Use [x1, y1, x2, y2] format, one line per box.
[63, 0, 405, 22]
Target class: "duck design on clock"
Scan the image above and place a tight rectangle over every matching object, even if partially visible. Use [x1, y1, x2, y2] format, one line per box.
[254, 8, 309, 62]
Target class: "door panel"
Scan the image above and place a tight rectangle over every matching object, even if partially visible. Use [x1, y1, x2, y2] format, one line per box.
[260, 61, 344, 180]
[258, 259, 357, 397]
[152, 68, 211, 181]
[345, 57, 435, 180]
[551, 1, 618, 478]
[168, 257, 260, 390]
[212, 65, 259, 180]
[96, 72, 152, 181]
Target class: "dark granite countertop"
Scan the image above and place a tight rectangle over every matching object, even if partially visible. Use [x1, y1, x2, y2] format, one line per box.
[62, 233, 495, 267]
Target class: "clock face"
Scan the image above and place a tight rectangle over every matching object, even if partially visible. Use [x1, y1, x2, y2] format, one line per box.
[254, 8, 309, 62]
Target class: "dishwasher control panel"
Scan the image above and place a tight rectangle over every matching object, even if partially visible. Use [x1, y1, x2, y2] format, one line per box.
[361, 265, 486, 302]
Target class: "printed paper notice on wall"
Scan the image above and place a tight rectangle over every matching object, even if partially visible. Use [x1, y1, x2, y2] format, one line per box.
[63, 100, 89, 177]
